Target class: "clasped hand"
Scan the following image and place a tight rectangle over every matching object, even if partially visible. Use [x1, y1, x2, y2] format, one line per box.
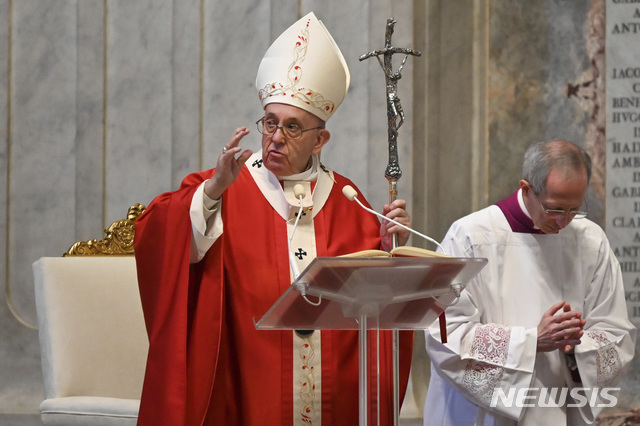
[537, 301, 586, 353]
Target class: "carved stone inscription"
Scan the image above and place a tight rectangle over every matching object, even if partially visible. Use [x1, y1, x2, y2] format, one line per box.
[606, 0, 640, 324]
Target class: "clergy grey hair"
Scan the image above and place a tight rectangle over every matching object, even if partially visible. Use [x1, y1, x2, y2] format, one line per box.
[522, 140, 592, 196]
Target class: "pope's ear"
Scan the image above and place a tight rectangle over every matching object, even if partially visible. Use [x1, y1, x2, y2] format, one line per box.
[312, 129, 331, 154]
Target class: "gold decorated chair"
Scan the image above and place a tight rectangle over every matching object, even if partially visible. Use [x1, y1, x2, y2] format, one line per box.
[33, 204, 149, 425]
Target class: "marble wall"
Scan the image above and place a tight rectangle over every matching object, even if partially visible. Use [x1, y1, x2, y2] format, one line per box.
[0, 0, 636, 421]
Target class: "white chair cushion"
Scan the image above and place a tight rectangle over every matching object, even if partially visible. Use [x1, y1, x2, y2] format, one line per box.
[40, 396, 139, 425]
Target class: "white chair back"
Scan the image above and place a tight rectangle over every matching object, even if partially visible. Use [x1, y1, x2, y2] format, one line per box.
[33, 256, 148, 425]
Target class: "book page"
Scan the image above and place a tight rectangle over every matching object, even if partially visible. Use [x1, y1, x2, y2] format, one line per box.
[390, 246, 451, 258]
[339, 246, 450, 258]
[339, 249, 390, 258]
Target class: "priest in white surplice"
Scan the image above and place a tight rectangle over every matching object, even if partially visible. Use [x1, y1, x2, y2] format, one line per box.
[424, 140, 636, 426]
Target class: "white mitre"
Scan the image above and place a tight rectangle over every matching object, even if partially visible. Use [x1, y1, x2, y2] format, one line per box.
[256, 12, 351, 121]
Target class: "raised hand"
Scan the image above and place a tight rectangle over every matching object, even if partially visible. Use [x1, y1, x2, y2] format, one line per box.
[204, 127, 253, 200]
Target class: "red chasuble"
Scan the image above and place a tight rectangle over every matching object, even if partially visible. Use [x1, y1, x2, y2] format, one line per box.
[134, 163, 413, 426]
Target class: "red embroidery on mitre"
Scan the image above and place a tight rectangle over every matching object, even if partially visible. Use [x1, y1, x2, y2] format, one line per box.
[258, 18, 336, 116]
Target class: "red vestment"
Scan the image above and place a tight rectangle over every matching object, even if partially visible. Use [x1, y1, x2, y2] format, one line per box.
[134, 163, 413, 425]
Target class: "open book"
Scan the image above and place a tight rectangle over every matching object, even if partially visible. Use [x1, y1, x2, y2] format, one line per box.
[341, 245, 451, 258]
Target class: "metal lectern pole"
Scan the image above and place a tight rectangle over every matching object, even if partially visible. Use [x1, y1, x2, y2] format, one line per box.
[359, 314, 368, 426]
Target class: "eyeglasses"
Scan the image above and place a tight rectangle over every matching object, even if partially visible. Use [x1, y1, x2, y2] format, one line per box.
[538, 201, 588, 219]
[256, 117, 322, 140]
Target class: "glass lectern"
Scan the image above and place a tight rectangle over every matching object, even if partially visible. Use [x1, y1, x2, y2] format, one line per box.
[255, 255, 488, 426]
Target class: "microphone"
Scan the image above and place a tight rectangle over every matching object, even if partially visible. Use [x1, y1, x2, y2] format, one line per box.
[289, 184, 307, 280]
[342, 185, 445, 253]
[288, 184, 322, 306]
[342, 185, 359, 201]
[293, 183, 305, 199]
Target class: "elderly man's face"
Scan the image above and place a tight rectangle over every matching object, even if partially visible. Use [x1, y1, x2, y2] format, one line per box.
[260, 103, 330, 176]
[521, 167, 589, 234]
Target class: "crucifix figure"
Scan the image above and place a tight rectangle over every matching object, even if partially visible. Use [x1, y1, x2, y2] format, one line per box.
[359, 18, 421, 200]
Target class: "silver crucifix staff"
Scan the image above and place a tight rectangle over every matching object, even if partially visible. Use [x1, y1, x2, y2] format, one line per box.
[359, 17, 421, 246]
[359, 18, 421, 426]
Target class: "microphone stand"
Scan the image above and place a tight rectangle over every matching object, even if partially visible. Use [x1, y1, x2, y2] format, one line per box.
[360, 18, 421, 426]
